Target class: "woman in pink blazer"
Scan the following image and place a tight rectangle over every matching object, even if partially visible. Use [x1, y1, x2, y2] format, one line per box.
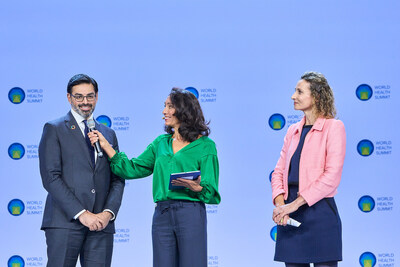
[271, 72, 346, 267]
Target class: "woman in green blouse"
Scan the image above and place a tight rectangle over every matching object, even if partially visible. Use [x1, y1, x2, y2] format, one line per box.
[88, 88, 220, 267]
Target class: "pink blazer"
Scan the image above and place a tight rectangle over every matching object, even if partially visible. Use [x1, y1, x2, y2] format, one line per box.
[271, 117, 346, 206]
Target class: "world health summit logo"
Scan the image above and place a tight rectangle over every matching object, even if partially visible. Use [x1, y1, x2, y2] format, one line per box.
[8, 255, 25, 267]
[356, 84, 373, 101]
[359, 252, 376, 267]
[358, 195, 375, 213]
[8, 87, 26, 104]
[357, 139, 374, 157]
[8, 199, 25, 216]
[269, 114, 285, 130]
[270, 226, 277, 242]
[185, 87, 199, 98]
[96, 115, 112, 127]
[8, 143, 25, 160]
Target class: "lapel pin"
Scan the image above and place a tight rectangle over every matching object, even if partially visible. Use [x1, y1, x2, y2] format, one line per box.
[71, 125, 76, 130]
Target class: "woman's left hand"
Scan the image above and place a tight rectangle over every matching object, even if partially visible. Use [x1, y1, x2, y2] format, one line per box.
[273, 196, 306, 225]
[273, 203, 297, 225]
[172, 176, 203, 192]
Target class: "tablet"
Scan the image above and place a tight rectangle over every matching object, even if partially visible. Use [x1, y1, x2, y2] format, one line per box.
[169, 170, 201, 190]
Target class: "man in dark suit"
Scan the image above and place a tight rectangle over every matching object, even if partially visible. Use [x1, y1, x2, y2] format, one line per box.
[39, 74, 125, 267]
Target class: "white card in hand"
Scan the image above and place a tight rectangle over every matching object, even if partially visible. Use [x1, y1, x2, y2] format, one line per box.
[287, 218, 301, 227]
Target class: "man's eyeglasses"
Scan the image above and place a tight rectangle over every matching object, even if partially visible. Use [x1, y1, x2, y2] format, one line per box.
[70, 93, 96, 102]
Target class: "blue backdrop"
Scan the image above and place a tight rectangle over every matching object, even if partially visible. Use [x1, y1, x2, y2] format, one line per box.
[1, 1, 399, 266]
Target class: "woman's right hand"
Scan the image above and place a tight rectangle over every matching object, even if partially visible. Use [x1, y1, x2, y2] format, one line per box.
[87, 130, 116, 158]
[88, 130, 108, 148]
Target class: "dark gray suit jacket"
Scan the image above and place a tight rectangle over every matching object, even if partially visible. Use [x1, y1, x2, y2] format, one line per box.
[39, 112, 125, 233]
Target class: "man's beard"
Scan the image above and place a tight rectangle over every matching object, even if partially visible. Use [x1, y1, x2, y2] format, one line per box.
[72, 103, 95, 119]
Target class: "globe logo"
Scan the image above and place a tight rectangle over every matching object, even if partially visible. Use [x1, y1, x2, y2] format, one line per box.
[96, 115, 112, 127]
[8, 87, 26, 104]
[8, 255, 25, 267]
[356, 84, 373, 101]
[185, 87, 199, 98]
[359, 252, 376, 267]
[268, 114, 286, 130]
[357, 139, 374, 157]
[358, 195, 375, 213]
[270, 225, 277, 242]
[8, 199, 25, 216]
[8, 143, 25, 160]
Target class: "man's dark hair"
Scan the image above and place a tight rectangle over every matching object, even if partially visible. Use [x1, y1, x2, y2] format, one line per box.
[67, 74, 98, 94]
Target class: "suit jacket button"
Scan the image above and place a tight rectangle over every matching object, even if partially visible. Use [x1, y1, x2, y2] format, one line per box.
[91, 189, 95, 194]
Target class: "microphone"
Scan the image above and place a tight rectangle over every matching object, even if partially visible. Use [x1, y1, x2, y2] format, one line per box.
[86, 119, 104, 158]
[162, 117, 165, 119]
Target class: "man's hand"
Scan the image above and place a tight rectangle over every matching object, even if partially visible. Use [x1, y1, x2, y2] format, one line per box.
[95, 211, 113, 231]
[78, 211, 103, 231]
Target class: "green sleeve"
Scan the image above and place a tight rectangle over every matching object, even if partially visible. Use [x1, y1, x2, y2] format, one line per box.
[109, 143, 155, 179]
[192, 154, 221, 204]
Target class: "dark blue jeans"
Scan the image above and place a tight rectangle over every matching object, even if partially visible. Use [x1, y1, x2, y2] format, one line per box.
[152, 200, 207, 267]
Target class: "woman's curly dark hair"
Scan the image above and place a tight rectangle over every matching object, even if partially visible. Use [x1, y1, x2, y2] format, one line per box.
[165, 87, 210, 142]
[301, 71, 337, 118]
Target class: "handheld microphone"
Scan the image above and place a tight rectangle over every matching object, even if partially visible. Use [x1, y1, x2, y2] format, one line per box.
[86, 119, 104, 158]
